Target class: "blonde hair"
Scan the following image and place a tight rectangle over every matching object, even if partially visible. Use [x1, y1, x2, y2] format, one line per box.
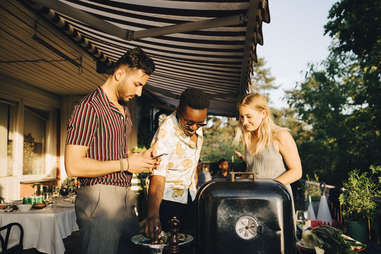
[239, 93, 279, 155]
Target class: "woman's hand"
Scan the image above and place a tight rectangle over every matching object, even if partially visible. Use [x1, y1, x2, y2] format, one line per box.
[234, 150, 245, 161]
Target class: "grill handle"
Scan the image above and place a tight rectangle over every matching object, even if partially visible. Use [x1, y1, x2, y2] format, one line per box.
[229, 171, 255, 182]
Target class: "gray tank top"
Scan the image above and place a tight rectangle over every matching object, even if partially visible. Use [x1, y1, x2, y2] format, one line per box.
[245, 142, 286, 179]
[245, 143, 293, 195]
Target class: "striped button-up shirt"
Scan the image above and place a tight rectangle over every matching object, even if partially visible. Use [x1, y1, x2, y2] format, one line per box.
[66, 87, 132, 186]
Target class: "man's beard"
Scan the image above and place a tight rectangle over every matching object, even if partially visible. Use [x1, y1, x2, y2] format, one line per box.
[118, 99, 129, 106]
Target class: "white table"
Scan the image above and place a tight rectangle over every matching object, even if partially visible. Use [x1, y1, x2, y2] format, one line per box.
[0, 203, 78, 254]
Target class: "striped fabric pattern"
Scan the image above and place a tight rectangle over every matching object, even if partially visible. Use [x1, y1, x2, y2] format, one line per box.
[66, 87, 132, 186]
[21, 0, 270, 117]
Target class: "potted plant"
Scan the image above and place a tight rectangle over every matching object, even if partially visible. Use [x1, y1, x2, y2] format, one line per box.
[339, 167, 381, 243]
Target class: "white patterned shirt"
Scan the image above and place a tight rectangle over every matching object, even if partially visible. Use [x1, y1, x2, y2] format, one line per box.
[151, 112, 203, 204]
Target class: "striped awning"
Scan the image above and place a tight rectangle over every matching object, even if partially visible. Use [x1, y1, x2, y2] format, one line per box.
[23, 0, 270, 116]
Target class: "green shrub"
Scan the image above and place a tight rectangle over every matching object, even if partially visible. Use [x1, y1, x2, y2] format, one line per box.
[339, 167, 381, 221]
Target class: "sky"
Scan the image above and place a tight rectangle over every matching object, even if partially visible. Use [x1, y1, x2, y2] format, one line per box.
[259, 0, 338, 108]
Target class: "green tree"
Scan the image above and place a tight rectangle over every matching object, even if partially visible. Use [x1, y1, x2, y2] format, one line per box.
[272, 107, 306, 141]
[284, 0, 381, 186]
[324, 0, 381, 161]
[287, 48, 380, 185]
[201, 116, 243, 163]
[249, 57, 278, 101]
[325, 0, 381, 67]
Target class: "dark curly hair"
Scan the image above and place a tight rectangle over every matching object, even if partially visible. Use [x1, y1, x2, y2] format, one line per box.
[177, 88, 210, 114]
[217, 158, 228, 166]
[113, 47, 155, 75]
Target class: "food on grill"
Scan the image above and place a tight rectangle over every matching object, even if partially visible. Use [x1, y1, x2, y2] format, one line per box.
[151, 231, 186, 244]
[155, 231, 167, 244]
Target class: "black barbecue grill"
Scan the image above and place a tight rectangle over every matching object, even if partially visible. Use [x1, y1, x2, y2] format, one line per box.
[195, 174, 297, 254]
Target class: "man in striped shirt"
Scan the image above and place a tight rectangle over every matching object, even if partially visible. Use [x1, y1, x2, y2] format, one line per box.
[65, 47, 158, 254]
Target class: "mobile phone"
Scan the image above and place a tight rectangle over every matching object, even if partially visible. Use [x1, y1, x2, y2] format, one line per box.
[153, 153, 168, 159]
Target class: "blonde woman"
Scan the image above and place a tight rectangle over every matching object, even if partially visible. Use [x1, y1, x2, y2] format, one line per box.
[235, 93, 302, 193]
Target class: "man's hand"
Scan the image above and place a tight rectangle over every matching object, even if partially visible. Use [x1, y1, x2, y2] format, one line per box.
[144, 216, 162, 241]
[145, 175, 165, 241]
[127, 148, 160, 174]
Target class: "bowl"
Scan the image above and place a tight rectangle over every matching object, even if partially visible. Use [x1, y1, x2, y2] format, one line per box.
[17, 204, 32, 212]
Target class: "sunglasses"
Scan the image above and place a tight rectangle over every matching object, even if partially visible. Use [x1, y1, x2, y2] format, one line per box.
[183, 119, 207, 128]
[178, 112, 207, 128]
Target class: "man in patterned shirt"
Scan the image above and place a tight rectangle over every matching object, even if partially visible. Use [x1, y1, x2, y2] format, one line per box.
[65, 47, 159, 254]
[145, 88, 210, 241]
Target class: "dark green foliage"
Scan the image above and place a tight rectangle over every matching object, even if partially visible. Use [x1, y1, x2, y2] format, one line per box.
[286, 0, 381, 186]
[324, 0, 381, 66]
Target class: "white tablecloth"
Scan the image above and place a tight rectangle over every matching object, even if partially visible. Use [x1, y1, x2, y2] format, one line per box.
[0, 205, 78, 254]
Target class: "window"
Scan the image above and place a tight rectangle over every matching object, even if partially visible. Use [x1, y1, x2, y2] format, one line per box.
[0, 100, 56, 178]
[23, 107, 48, 175]
[0, 100, 16, 177]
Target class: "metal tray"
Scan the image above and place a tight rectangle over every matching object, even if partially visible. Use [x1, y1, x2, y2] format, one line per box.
[131, 233, 193, 249]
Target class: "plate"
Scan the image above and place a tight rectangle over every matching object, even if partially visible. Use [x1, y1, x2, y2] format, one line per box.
[32, 202, 47, 209]
[131, 233, 193, 249]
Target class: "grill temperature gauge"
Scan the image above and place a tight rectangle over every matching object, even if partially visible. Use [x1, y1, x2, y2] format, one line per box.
[235, 215, 259, 240]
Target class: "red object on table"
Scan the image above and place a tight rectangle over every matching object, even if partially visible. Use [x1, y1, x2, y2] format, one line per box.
[354, 247, 366, 253]
[311, 219, 342, 229]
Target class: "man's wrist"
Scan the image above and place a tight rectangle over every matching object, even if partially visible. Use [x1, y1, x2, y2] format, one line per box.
[120, 159, 124, 173]
[120, 158, 129, 173]
[126, 158, 129, 172]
